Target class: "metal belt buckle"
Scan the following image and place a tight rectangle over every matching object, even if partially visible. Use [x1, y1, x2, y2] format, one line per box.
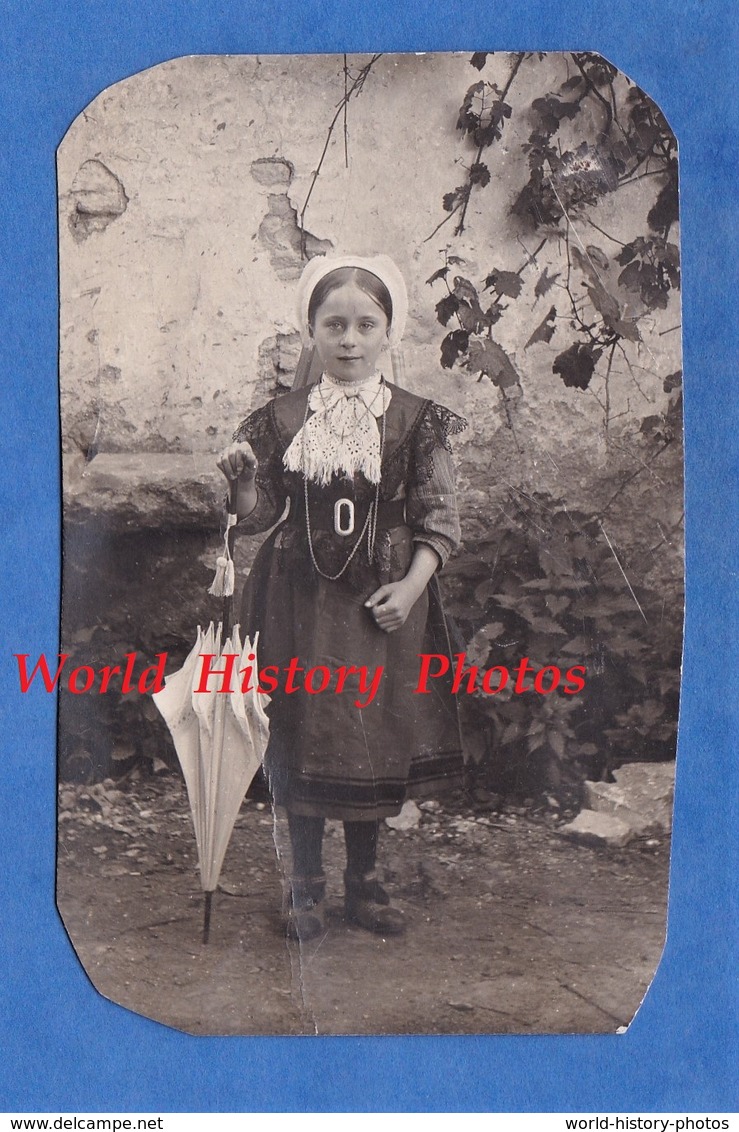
[334, 498, 355, 536]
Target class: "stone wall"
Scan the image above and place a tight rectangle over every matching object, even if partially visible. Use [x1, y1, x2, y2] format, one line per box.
[58, 52, 680, 483]
[57, 52, 683, 784]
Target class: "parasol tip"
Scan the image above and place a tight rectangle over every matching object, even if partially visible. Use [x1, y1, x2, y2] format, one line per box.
[202, 890, 214, 945]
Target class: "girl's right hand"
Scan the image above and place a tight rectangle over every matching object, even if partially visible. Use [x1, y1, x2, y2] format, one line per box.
[217, 441, 259, 482]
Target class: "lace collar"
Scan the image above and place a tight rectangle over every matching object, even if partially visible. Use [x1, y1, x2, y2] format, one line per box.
[283, 374, 392, 485]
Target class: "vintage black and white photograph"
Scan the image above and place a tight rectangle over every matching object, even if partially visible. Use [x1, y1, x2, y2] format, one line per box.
[55, 50, 683, 1036]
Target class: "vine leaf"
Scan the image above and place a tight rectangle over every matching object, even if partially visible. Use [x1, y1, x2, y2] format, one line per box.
[473, 101, 512, 148]
[457, 81, 485, 132]
[615, 238, 647, 266]
[440, 329, 470, 369]
[469, 162, 491, 187]
[647, 169, 679, 233]
[587, 280, 620, 324]
[531, 95, 581, 133]
[525, 306, 557, 349]
[456, 303, 480, 332]
[448, 276, 486, 332]
[435, 294, 459, 326]
[576, 253, 644, 339]
[617, 259, 670, 309]
[617, 261, 642, 292]
[552, 342, 602, 389]
[571, 245, 599, 284]
[443, 186, 467, 212]
[466, 338, 520, 389]
[485, 302, 505, 325]
[657, 242, 681, 283]
[456, 303, 481, 332]
[579, 55, 618, 87]
[426, 266, 449, 286]
[484, 269, 523, 298]
[585, 244, 609, 270]
[452, 276, 480, 305]
[610, 317, 641, 343]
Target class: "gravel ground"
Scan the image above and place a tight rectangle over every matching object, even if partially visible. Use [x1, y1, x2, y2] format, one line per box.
[56, 773, 670, 1036]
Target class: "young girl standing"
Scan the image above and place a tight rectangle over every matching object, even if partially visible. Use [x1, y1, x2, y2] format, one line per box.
[217, 254, 466, 941]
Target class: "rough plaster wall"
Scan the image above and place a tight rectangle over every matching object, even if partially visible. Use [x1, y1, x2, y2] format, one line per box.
[58, 52, 681, 523]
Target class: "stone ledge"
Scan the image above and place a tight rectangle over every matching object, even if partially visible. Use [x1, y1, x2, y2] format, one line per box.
[63, 453, 227, 531]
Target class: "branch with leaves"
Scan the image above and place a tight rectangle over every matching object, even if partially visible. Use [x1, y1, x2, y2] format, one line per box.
[425, 52, 526, 242]
[425, 54, 683, 796]
[428, 52, 681, 415]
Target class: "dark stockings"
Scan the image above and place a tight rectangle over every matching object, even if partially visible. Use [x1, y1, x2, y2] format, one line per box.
[286, 812, 324, 878]
[344, 820, 378, 876]
[287, 812, 379, 877]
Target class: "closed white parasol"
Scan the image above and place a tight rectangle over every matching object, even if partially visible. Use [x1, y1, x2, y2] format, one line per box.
[153, 480, 270, 942]
[153, 622, 269, 941]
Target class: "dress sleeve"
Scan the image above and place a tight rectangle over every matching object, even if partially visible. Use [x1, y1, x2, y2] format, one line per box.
[231, 402, 289, 533]
[405, 401, 466, 568]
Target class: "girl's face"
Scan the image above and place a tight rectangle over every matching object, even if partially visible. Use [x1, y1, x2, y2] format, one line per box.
[310, 283, 390, 383]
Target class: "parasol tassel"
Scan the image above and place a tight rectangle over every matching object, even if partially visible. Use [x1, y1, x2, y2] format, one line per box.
[208, 554, 234, 598]
[208, 513, 238, 597]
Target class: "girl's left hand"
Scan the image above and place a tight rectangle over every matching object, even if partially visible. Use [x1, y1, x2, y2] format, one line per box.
[364, 580, 421, 633]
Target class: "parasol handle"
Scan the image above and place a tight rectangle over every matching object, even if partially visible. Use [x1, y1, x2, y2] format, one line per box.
[221, 479, 239, 638]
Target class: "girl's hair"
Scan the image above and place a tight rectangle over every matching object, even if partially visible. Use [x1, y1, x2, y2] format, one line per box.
[308, 267, 393, 329]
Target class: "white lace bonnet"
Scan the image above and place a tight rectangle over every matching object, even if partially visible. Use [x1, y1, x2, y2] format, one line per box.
[295, 254, 409, 349]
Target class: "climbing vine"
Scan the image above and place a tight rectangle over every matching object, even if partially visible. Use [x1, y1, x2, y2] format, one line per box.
[427, 53, 682, 799]
[427, 52, 680, 424]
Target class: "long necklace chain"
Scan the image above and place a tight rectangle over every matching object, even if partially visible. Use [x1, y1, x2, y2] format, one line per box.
[301, 379, 387, 581]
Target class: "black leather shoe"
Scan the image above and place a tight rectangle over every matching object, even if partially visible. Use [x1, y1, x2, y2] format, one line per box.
[285, 874, 326, 942]
[344, 869, 406, 935]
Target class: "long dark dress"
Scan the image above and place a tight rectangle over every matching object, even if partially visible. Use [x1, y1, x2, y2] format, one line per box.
[235, 380, 465, 821]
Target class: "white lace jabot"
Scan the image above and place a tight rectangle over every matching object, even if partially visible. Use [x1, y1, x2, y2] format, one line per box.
[282, 373, 393, 486]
